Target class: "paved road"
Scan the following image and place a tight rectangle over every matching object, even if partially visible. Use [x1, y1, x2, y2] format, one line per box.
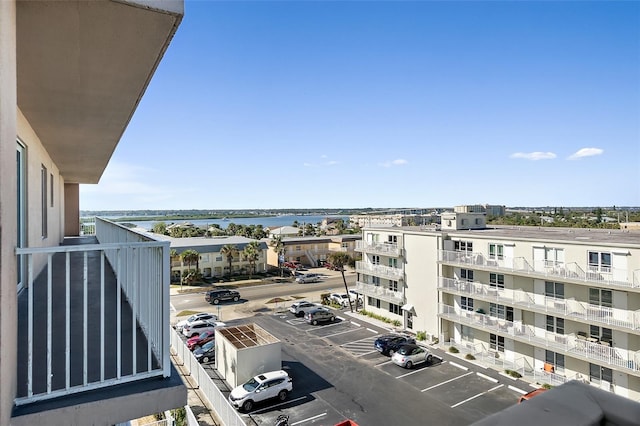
[170, 270, 357, 323]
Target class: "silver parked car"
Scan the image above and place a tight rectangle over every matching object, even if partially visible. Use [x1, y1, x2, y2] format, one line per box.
[391, 343, 433, 369]
[304, 307, 336, 325]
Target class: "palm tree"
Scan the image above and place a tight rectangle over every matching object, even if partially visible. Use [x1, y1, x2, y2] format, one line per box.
[327, 251, 354, 312]
[181, 249, 199, 271]
[220, 244, 239, 277]
[242, 241, 261, 278]
[270, 236, 286, 277]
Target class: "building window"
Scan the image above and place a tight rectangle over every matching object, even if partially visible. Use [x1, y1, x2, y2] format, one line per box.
[17, 141, 26, 289]
[461, 297, 474, 311]
[389, 303, 401, 315]
[588, 251, 612, 272]
[545, 350, 565, 373]
[50, 173, 54, 207]
[215, 256, 222, 262]
[372, 255, 380, 265]
[454, 241, 473, 252]
[489, 273, 504, 289]
[372, 276, 380, 285]
[368, 297, 381, 309]
[589, 288, 612, 308]
[461, 325, 473, 342]
[388, 280, 398, 292]
[590, 363, 613, 385]
[545, 281, 564, 299]
[490, 333, 505, 352]
[295, 245, 301, 251]
[489, 304, 513, 321]
[489, 244, 504, 260]
[589, 325, 612, 344]
[546, 316, 565, 335]
[388, 258, 398, 268]
[388, 235, 398, 244]
[461, 269, 474, 281]
[41, 165, 48, 238]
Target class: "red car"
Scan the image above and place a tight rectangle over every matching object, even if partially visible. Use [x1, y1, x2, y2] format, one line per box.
[187, 330, 215, 351]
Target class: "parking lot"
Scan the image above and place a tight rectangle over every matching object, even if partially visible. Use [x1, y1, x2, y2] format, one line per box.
[175, 303, 531, 426]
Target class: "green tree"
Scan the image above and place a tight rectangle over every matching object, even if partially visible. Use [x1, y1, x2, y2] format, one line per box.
[220, 244, 239, 277]
[181, 249, 199, 271]
[270, 236, 286, 277]
[327, 251, 354, 312]
[242, 241, 261, 278]
[151, 221, 167, 234]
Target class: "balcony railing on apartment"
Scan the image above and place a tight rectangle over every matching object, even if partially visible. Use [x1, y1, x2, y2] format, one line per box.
[437, 277, 640, 331]
[355, 281, 404, 305]
[355, 261, 403, 281]
[355, 240, 402, 257]
[438, 303, 640, 375]
[438, 250, 640, 289]
[14, 217, 171, 405]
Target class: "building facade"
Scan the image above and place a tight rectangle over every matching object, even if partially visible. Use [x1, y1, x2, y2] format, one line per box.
[164, 235, 268, 280]
[265, 235, 361, 268]
[1, 1, 186, 424]
[357, 214, 640, 400]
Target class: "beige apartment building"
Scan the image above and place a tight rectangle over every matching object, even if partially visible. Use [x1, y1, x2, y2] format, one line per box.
[1, 1, 186, 425]
[162, 235, 269, 280]
[266, 235, 361, 268]
[357, 213, 640, 400]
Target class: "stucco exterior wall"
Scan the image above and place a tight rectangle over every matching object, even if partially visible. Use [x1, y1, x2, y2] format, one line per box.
[0, 1, 18, 423]
[404, 232, 440, 335]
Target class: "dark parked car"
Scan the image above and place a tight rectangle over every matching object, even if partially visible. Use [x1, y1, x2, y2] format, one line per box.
[304, 307, 336, 325]
[205, 289, 240, 305]
[194, 340, 215, 364]
[374, 334, 416, 356]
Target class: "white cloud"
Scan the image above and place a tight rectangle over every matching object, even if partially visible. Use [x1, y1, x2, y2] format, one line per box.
[568, 147, 604, 160]
[510, 152, 557, 161]
[303, 162, 313, 167]
[379, 158, 408, 168]
[325, 160, 338, 166]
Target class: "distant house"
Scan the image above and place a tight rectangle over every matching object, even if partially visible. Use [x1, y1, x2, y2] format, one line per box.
[268, 226, 300, 238]
[156, 235, 268, 280]
[264, 234, 361, 269]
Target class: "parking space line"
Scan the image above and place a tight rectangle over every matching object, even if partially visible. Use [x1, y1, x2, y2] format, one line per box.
[396, 367, 431, 379]
[476, 372, 499, 383]
[170, 303, 176, 312]
[451, 384, 503, 408]
[449, 361, 468, 371]
[509, 385, 527, 394]
[250, 396, 308, 414]
[366, 328, 378, 334]
[356, 350, 378, 357]
[421, 372, 473, 392]
[290, 412, 327, 425]
[341, 335, 378, 345]
[322, 327, 365, 339]
[351, 321, 360, 327]
[376, 359, 394, 367]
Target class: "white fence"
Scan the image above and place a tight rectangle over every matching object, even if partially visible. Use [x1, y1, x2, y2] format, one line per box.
[170, 328, 246, 426]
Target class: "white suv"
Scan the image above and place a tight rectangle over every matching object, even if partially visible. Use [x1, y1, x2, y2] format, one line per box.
[229, 370, 292, 412]
[289, 300, 318, 317]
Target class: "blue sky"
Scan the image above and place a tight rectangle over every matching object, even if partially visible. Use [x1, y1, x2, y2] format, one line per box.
[80, 1, 640, 211]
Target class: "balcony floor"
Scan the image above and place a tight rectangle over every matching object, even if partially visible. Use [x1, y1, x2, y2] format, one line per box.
[16, 236, 160, 400]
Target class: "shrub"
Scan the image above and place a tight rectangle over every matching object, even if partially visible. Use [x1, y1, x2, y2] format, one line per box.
[391, 319, 401, 327]
[416, 331, 427, 341]
[541, 383, 553, 389]
[465, 354, 476, 360]
[505, 369, 522, 378]
[449, 346, 459, 353]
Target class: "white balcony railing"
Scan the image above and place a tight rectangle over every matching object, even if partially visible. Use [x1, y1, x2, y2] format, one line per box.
[437, 277, 640, 331]
[355, 240, 402, 257]
[15, 217, 171, 405]
[355, 261, 403, 280]
[356, 281, 404, 305]
[438, 250, 640, 289]
[438, 303, 640, 375]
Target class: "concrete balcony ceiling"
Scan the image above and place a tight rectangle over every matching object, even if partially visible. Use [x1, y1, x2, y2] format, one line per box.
[17, 0, 183, 183]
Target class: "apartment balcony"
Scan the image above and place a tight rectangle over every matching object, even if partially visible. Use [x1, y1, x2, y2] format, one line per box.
[355, 261, 404, 281]
[356, 281, 405, 305]
[355, 240, 402, 257]
[438, 277, 640, 332]
[13, 218, 186, 426]
[438, 303, 640, 376]
[438, 250, 640, 290]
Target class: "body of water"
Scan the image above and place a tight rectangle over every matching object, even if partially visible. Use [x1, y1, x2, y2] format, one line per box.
[119, 215, 348, 231]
